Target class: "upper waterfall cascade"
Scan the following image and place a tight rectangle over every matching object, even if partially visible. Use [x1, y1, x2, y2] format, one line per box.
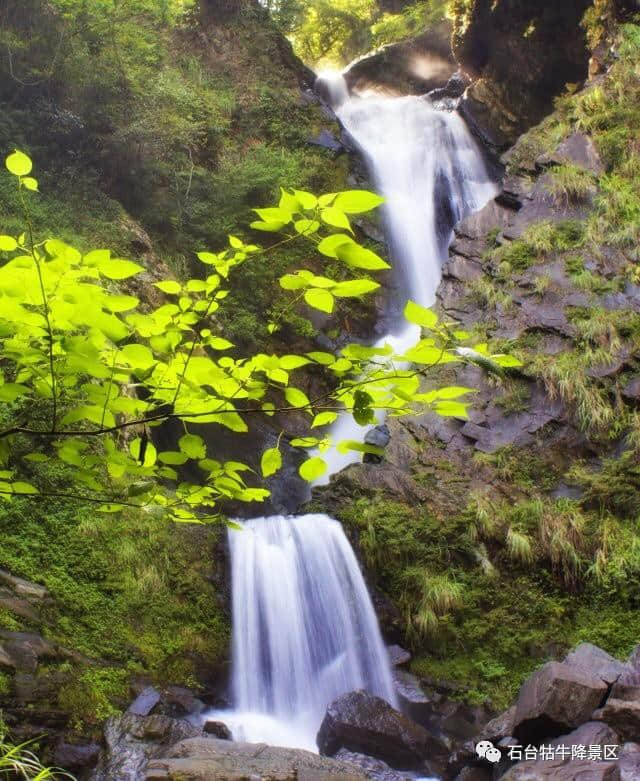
[205, 74, 498, 754]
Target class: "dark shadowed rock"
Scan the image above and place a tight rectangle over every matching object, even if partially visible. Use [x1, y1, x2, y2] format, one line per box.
[392, 668, 431, 725]
[146, 737, 368, 781]
[203, 720, 232, 740]
[513, 661, 608, 743]
[454, 768, 492, 781]
[564, 644, 628, 685]
[317, 690, 448, 772]
[128, 687, 162, 717]
[593, 699, 640, 743]
[549, 721, 620, 760]
[53, 741, 101, 772]
[478, 705, 516, 743]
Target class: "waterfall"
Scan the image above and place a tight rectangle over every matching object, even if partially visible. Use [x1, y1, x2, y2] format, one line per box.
[209, 514, 396, 750]
[313, 77, 498, 481]
[205, 75, 497, 754]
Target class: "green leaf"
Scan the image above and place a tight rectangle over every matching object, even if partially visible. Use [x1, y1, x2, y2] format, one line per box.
[99, 258, 144, 280]
[253, 207, 292, 223]
[250, 220, 286, 233]
[154, 280, 181, 294]
[261, 447, 282, 478]
[304, 288, 334, 314]
[299, 456, 327, 482]
[22, 177, 38, 192]
[404, 300, 439, 329]
[158, 451, 189, 465]
[6, 150, 32, 177]
[336, 243, 390, 270]
[83, 249, 111, 267]
[0, 236, 18, 251]
[292, 189, 317, 209]
[98, 504, 124, 513]
[434, 401, 469, 419]
[280, 273, 309, 290]
[493, 354, 523, 368]
[290, 437, 322, 447]
[321, 207, 352, 232]
[311, 411, 338, 428]
[11, 481, 39, 495]
[285, 387, 310, 409]
[317, 233, 354, 259]
[434, 386, 474, 400]
[333, 279, 380, 298]
[333, 190, 384, 214]
[337, 440, 384, 456]
[294, 219, 320, 234]
[197, 251, 218, 264]
[0, 384, 29, 402]
[353, 390, 375, 425]
[121, 343, 155, 369]
[280, 355, 311, 370]
[208, 337, 234, 350]
[179, 433, 207, 460]
[129, 437, 157, 467]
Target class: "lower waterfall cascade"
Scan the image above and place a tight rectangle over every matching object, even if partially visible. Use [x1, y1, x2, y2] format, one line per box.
[204, 73, 498, 754]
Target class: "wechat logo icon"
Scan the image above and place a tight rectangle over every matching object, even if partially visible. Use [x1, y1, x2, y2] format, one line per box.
[476, 740, 502, 763]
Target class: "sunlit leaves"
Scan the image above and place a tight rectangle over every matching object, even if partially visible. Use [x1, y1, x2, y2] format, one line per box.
[404, 300, 439, 329]
[6, 150, 32, 177]
[333, 190, 385, 213]
[261, 447, 282, 478]
[0, 236, 17, 251]
[155, 280, 181, 294]
[99, 258, 144, 280]
[304, 288, 334, 313]
[299, 456, 327, 482]
[179, 433, 206, 460]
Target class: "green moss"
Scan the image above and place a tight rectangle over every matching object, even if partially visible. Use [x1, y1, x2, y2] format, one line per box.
[58, 668, 129, 733]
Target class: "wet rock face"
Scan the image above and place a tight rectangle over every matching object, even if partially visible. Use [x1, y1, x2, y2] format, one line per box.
[344, 21, 456, 97]
[452, 0, 592, 149]
[317, 689, 449, 774]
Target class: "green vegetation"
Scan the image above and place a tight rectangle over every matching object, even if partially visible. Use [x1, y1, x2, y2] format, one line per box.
[0, 714, 74, 778]
[265, 0, 448, 66]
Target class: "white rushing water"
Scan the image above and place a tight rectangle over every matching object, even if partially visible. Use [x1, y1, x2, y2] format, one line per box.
[207, 514, 396, 750]
[205, 75, 497, 755]
[314, 74, 498, 481]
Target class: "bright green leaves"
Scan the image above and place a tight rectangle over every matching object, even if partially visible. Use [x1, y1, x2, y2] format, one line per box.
[155, 280, 181, 294]
[6, 150, 32, 177]
[299, 456, 327, 482]
[304, 288, 334, 313]
[261, 447, 282, 478]
[0, 160, 525, 524]
[99, 258, 144, 280]
[404, 300, 439, 329]
[179, 433, 206, 460]
[333, 190, 385, 214]
[0, 236, 18, 252]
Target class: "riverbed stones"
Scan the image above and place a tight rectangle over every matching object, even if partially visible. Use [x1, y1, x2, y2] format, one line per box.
[317, 690, 448, 772]
[500, 757, 620, 780]
[513, 661, 608, 743]
[145, 737, 368, 781]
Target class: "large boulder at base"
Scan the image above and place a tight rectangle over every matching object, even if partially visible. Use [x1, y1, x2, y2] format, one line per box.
[593, 699, 640, 743]
[564, 644, 628, 685]
[316, 690, 448, 772]
[500, 757, 619, 780]
[513, 662, 608, 743]
[478, 706, 516, 743]
[145, 737, 368, 781]
[93, 713, 202, 781]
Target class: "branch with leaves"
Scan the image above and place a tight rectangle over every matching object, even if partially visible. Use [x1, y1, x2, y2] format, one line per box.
[0, 150, 521, 523]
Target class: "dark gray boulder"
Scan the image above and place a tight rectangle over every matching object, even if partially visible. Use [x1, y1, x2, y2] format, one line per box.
[128, 687, 162, 717]
[549, 721, 620, 759]
[316, 690, 448, 772]
[478, 705, 516, 743]
[593, 699, 640, 743]
[500, 757, 620, 780]
[513, 661, 608, 743]
[203, 720, 232, 740]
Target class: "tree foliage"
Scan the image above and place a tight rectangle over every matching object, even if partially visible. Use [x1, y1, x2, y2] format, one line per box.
[0, 151, 518, 523]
